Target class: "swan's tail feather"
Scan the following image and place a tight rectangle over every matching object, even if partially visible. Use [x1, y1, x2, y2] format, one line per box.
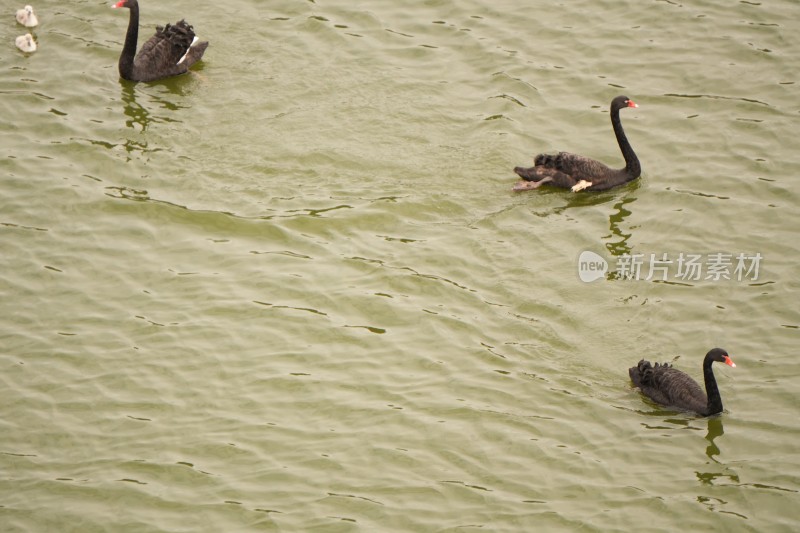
[534, 153, 559, 167]
[630, 359, 662, 387]
[630, 360, 675, 389]
[512, 176, 553, 191]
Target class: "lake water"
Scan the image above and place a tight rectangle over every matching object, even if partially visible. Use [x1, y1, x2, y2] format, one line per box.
[2, 0, 799, 531]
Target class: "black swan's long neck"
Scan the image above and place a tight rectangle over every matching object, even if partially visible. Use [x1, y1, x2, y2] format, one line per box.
[703, 358, 723, 415]
[118, 3, 140, 80]
[611, 106, 640, 178]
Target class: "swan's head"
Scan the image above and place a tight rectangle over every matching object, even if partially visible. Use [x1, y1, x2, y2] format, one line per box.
[612, 95, 638, 110]
[707, 348, 736, 368]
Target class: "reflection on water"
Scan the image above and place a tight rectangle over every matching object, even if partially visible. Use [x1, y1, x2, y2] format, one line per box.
[704, 417, 724, 461]
[695, 418, 749, 521]
[120, 80, 194, 132]
[696, 417, 741, 489]
[696, 495, 748, 520]
[606, 196, 637, 258]
[121, 82, 150, 132]
[3, 0, 798, 530]
[525, 190, 638, 257]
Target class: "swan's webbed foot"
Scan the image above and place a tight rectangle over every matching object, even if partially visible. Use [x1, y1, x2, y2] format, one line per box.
[571, 180, 593, 192]
[513, 176, 552, 191]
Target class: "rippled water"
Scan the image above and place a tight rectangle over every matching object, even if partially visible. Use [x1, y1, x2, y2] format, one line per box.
[2, 0, 799, 531]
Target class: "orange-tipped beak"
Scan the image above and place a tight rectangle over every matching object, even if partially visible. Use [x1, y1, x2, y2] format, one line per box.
[724, 355, 736, 368]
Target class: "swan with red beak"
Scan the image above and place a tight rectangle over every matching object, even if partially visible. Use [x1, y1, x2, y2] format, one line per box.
[111, 0, 208, 82]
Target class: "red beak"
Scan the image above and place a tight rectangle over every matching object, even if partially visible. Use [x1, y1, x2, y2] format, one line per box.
[627, 100, 639, 108]
[723, 355, 736, 368]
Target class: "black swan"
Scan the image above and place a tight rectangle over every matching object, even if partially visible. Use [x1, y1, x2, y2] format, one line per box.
[629, 348, 735, 416]
[16, 5, 38, 27]
[513, 95, 641, 192]
[112, 0, 208, 82]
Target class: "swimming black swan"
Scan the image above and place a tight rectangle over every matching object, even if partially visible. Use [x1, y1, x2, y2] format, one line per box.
[112, 0, 208, 82]
[513, 95, 641, 192]
[629, 348, 735, 416]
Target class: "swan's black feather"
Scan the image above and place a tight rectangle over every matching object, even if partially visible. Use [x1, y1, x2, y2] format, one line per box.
[116, 0, 208, 82]
[629, 348, 734, 417]
[514, 95, 640, 192]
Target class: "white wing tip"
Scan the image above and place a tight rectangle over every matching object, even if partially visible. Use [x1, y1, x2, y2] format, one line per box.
[571, 180, 593, 192]
[177, 37, 201, 65]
